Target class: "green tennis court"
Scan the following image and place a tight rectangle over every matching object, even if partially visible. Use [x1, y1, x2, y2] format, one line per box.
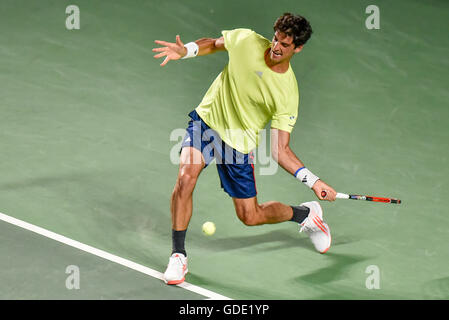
[0, 0, 448, 300]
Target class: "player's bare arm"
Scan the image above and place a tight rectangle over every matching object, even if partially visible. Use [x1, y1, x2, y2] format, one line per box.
[153, 35, 225, 66]
[271, 128, 337, 201]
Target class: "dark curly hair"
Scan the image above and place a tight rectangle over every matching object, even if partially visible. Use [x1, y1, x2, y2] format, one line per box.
[273, 13, 313, 48]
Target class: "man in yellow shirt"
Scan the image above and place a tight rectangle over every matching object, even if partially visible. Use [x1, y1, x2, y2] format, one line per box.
[154, 13, 337, 285]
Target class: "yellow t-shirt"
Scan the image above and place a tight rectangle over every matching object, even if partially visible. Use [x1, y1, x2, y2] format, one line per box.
[195, 28, 299, 154]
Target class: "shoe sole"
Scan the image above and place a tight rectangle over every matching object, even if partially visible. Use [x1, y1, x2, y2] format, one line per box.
[166, 278, 185, 285]
[320, 232, 331, 254]
[318, 222, 331, 254]
[164, 268, 188, 285]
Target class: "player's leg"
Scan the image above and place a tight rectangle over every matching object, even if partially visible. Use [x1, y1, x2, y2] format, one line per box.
[232, 196, 330, 253]
[217, 155, 310, 226]
[164, 146, 205, 285]
[217, 154, 331, 253]
[164, 109, 221, 284]
[171, 146, 205, 232]
[232, 196, 298, 226]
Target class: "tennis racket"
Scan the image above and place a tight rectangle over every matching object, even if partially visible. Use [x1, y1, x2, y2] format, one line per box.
[321, 191, 401, 204]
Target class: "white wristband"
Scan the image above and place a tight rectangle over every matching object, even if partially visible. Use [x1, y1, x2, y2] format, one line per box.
[181, 42, 199, 59]
[295, 167, 319, 188]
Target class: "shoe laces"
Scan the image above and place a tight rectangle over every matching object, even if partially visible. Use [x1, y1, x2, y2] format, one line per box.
[169, 254, 186, 267]
[300, 216, 322, 233]
[300, 220, 313, 233]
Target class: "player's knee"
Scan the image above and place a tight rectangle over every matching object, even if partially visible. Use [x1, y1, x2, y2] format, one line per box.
[174, 172, 198, 198]
[236, 207, 259, 226]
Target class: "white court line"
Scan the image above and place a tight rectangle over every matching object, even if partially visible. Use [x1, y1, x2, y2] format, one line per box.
[0, 211, 231, 300]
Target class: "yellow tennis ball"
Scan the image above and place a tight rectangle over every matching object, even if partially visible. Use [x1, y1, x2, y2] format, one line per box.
[202, 221, 216, 236]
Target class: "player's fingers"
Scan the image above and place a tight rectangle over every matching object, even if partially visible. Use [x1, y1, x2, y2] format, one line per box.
[154, 52, 168, 59]
[160, 56, 170, 66]
[318, 190, 326, 200]
[152, 47, 168, 52]
[175, 35, 184, 47]
[154, 40, 172, 46]
[325, 189, 337, 201]
[320, 189, 335, 201]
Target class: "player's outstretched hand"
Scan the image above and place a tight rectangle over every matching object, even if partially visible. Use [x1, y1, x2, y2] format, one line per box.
[312, 180, 337, 201]
[153, 35, 187, 66]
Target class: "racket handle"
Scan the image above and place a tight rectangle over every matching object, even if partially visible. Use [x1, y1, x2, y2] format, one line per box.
[321, 191, 349, 199]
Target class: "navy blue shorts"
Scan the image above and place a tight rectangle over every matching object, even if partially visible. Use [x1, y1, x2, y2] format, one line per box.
[180, 110, 257, 199]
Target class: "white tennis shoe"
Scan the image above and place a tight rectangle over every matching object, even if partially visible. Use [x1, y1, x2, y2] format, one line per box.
[163, 253, 188, 285]
[299, 201, 331, 254]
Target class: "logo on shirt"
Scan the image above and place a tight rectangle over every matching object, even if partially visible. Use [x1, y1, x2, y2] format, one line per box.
[255, 71, 263, 79]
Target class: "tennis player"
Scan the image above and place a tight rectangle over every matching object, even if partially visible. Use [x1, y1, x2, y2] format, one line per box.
[153, 13, 337, 285]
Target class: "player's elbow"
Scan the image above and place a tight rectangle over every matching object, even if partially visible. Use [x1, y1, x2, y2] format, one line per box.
[214, 36, 226, 51]
[271, 145, 288, 164]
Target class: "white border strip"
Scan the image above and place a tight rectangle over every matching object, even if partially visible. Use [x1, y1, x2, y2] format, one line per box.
[0, 211, 231, 300]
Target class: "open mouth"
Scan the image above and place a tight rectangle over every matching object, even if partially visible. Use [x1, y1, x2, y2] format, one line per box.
[272, 50, 282, 58]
